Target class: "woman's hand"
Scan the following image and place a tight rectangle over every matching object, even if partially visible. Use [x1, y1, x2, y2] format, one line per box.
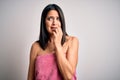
[52, 27, 63, 47]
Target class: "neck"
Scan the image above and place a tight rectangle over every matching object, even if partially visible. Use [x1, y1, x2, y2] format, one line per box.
[47, 35, 55, 52]
[48, 34, 54, 42]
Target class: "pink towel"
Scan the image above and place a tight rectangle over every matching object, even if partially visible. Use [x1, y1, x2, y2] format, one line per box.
[35, 53, 76, 80]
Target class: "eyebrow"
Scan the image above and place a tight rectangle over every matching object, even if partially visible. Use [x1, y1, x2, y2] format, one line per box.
[47, 15, 59, 17]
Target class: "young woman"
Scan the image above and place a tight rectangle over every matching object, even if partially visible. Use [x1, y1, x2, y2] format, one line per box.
[27, 4, 79, 80]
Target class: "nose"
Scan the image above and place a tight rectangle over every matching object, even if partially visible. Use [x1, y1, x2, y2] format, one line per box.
[52, 18, 56, 25]
[53, 18, 57, 25]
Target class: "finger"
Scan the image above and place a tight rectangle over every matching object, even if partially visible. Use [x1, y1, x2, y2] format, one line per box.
[53, 29, 57, 33]
[52, 30, 57, 37]
[55, 28, 59, 34]
[57, 27, 63, 35]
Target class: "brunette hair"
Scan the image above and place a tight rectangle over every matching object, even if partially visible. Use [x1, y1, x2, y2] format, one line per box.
[37, 4, 67, 50]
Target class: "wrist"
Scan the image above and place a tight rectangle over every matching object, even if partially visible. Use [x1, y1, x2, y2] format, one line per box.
[55, 44, 62, 51]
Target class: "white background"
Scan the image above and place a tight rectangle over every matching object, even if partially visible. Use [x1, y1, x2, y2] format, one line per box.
[0, 0, 120, 80]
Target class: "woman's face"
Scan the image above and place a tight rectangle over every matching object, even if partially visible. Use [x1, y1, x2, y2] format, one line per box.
[45, 10, 61, 34]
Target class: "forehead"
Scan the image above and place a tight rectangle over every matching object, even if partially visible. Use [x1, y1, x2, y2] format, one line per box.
[47, 10, 59, 16]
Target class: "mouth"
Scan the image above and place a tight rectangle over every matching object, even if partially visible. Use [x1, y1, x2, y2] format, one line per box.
[51, 27, 57, 31]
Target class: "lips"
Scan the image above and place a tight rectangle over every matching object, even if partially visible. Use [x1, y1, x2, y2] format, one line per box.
[51, 27, 57, 31]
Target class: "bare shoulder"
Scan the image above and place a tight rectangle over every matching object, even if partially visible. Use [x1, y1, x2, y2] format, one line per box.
[30, 42, 41, 58]
[31, 42, 40, 51]
[66, 36, 79, 56]
[66, 36, 79, 46]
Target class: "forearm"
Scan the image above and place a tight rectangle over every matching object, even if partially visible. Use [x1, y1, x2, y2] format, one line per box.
[27, 67, 35, 80]
[55, 45, 74, 80]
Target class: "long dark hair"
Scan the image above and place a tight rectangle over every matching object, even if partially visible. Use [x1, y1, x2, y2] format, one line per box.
[37, 4, 67, 50]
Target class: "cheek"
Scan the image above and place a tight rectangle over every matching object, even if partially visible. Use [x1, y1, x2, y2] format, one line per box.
[46, 21, 52, 26]
[45, 22, 52, 32]
[45, 22, 50, 28]
[45, 23, 49, 31]
[59, 22, 61, 27]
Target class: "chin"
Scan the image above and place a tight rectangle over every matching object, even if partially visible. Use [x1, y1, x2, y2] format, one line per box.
[48, 31, 53, 34]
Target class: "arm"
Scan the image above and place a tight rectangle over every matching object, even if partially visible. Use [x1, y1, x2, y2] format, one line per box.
[55, 37, 79, 80]
[27, 43, 38, 80]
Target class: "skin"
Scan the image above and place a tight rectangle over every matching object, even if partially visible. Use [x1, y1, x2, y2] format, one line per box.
[27, 10, 79, 80]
